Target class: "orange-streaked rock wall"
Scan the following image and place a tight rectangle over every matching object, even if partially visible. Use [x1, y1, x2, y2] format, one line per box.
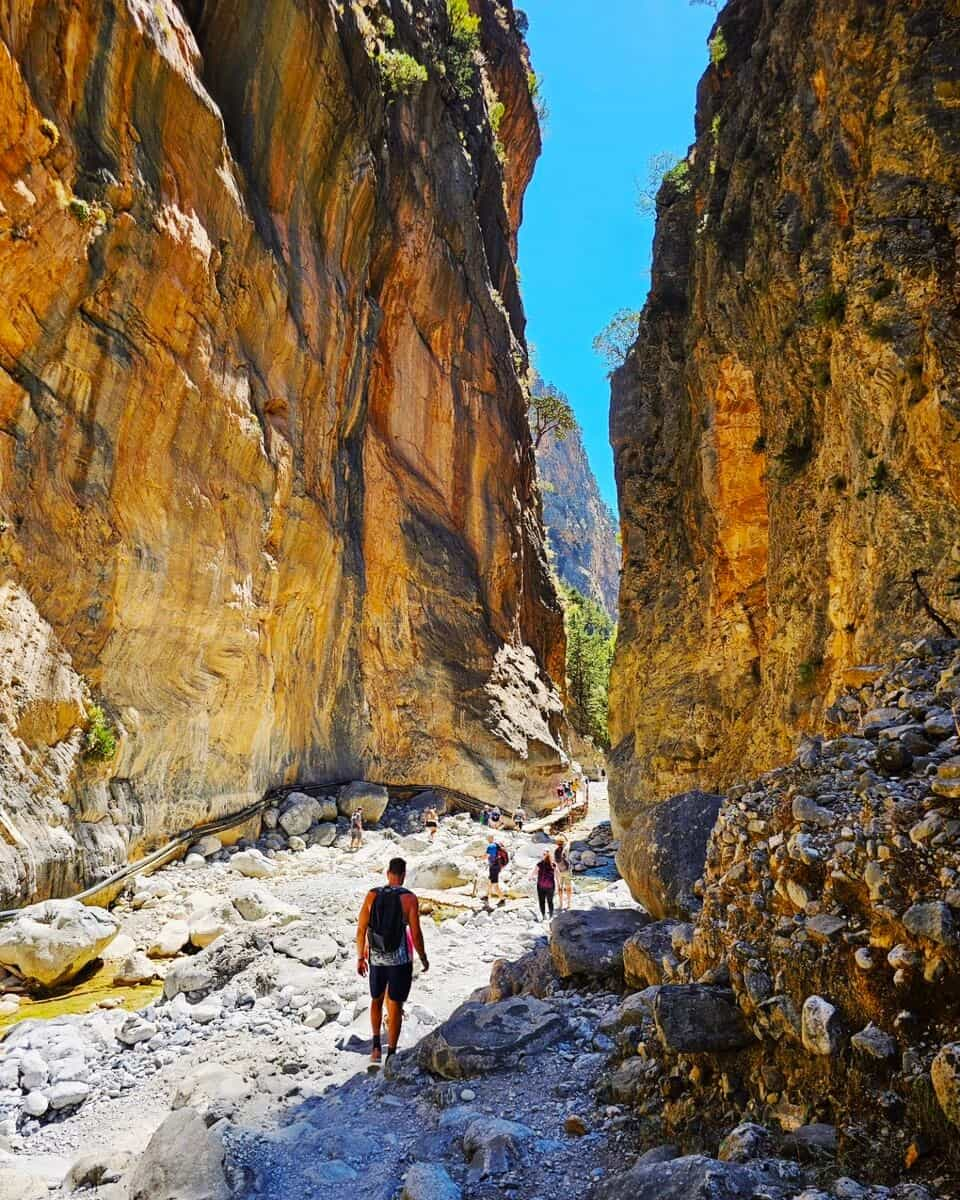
[610, 0, 960, 834]
[0, 0, 565, 905]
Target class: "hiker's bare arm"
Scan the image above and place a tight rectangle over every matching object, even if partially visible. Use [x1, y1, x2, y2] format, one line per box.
[356, 890, 375, 975]
[404, 894, 428, 970]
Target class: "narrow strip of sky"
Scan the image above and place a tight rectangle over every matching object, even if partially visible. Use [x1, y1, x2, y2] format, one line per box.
[518, 0, 715, 512]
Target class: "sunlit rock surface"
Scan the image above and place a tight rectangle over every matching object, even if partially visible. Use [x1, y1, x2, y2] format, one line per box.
[609, 0, 960, 835]
[0, 0, 565, 905]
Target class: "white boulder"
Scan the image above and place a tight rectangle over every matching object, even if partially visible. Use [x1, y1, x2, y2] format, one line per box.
[113, 951, 158, 986]
[0, 900, 118, 988]
[229, 849, 278, 879]
[148, 921, 189, 959]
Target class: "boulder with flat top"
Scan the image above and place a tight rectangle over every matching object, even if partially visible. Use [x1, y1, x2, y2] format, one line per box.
[418, 996, 567, 1078]
[549, 908, 649, 981]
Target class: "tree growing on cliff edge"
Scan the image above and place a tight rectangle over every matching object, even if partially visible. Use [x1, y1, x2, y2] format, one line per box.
[593, 308, 643, 372]
[527, 380, 576, 449]
[562, 586, 615, 748]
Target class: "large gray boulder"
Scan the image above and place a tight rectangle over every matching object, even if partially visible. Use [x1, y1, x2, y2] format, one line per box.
[653, 985, 756, 1053]
[401, 1163, 461, 1200]
[549, 908, 649, 981]
[163, 931, 264, 1000]
[0, 899, 118, 988]
[418, 996, 567, 1078]
[127, 1108, 230, 1200]
[589, 1154, 798, 1200]
[278, 792, 321, 837]
[338, 780, 389, 823]
[616, 791, 723, 919]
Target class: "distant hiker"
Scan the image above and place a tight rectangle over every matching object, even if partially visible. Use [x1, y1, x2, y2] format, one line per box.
[554, 836, 573, 911]
[350, 809, 363, 851]
[488, 806, 502, 831]
[485, 833, 508, 907]
[556, 783, 565, 804]
[479, 809, 488, 827]
[513, 805, 526, 832]
[423, 806, 439, 841]
[356, 857, 428, 1067]
[533, 849, 556, 920]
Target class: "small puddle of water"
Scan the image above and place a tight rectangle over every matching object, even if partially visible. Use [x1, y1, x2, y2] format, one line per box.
[0, 962, 162, 1037]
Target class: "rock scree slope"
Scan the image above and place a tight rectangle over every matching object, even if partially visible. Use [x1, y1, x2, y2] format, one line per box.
[609, 0, 960, 835]
[0, 0, 567, 907]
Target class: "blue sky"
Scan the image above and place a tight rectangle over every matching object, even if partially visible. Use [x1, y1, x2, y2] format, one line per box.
[518, 0, 715, 511]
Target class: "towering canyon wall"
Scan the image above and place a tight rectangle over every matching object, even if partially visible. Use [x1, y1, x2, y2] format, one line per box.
[536, 423, 619, 620]
[0, 0, 566, 906]
[610, 0, 960, 831]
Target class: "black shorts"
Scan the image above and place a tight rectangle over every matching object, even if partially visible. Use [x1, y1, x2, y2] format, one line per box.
[369, 962, 413, 1004]
[488, 863, 501, 883]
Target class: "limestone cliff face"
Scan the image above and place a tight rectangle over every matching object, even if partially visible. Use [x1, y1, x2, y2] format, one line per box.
[610, 0, 960, 832]
[0, 0, 566, 906]
[536, 423, 619, 619]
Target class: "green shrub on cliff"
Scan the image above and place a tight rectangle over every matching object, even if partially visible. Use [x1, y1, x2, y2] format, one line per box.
[527, 380, 576, 449]
[379, 49, 429, 96]
[709, 28, 728, 66]
[444, 0, 481, 100]
[84, 704, 117, 761]
[562, 586, 615, 749]
[810, 288, 846, 325]
[593, 308, 642, 371]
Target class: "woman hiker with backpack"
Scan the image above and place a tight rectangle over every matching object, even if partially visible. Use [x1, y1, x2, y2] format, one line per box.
[532, 848, 556, 920]
[356, 857, 429, 1067]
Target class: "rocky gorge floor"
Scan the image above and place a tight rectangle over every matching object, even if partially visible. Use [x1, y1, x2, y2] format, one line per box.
[0, 758, 955, 1200]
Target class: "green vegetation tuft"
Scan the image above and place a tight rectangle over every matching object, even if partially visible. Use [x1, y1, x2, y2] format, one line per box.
[869, 279, 895, 301]
[561, 586, 615, 749]
[752, 435, 766, 454]
[68, 196, 92, 222]
[527, 70, 549, 124]
[444, 0, 481, 101]
[870, 459, 891, 492]
[810, 288, 846, 326]
[489, 98, 505, 135]
[865, 319, 895, 342]
[711, 112, 721, 139]
[378, 49, 429, 96]
[663, 160, 691, 193]
[775, 429, 814, 477]
[709, 28, 728, 66]
[85, 704, 118, 761]
[797, 659, 821, 685]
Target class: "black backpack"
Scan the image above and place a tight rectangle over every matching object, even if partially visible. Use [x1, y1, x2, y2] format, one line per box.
[369, 886, 408, 953]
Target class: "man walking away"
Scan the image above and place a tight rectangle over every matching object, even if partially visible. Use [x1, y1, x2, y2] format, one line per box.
[485, 833, 507, 908]
[513, 805, 525, 832]
[356, 857, 429, 1067]
[350, 809, 363, 851]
